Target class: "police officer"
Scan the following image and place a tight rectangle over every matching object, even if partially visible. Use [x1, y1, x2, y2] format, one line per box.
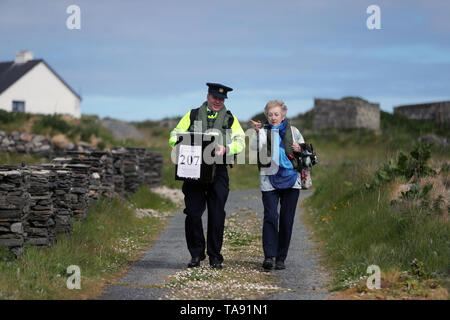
[169, 83, 245, 269]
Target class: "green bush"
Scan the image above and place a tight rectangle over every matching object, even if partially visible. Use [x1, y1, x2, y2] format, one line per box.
[32, 114, 72, 135]
[0, 110, 31, 124]
[381, 111, 450, 138]
[29, 113, 119, 149]
[0, 110, 31, 132]
[365, 143, 436, 189]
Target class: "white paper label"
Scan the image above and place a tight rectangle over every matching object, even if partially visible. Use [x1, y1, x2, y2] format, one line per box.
[177, 144, 202, 179]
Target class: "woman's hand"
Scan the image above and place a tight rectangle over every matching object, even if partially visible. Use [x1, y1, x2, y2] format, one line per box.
[250, 119, 262, 133]
[292, 142, 301, 153]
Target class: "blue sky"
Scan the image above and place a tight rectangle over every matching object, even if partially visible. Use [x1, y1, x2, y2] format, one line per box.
[1, 0, 449, 121]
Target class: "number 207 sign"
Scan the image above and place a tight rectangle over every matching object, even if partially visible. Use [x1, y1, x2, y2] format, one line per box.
[176, 144, 202, 179]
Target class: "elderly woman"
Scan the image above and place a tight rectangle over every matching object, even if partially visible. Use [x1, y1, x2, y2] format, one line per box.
[250, 100, 305, 270]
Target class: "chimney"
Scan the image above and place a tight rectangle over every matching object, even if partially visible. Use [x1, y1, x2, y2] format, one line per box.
[15, 50, 33, 64]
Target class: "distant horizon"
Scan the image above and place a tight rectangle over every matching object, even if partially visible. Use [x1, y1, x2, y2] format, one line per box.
[81, 97, 449, 123]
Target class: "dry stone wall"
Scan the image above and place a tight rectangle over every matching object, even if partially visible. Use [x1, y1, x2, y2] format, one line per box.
[33, 164, 73, 234]
[23, 168, 56, 247]
[0, 131, 93, 158]
[0, 166, 29, 257]
[0, 147, 163, 258]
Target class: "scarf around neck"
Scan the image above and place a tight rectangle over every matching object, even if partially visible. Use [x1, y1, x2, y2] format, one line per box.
[267, 119, 297, 189]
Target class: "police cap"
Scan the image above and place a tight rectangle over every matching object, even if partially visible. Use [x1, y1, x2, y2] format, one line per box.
[206, 82, 233, 99]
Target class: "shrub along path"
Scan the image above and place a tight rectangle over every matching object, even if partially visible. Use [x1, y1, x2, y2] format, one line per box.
[99, 189, 329, 300]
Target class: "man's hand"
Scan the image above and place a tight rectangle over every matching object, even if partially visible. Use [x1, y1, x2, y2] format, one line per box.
[215, 144, 227, 156]
[292, 142, 301, 153]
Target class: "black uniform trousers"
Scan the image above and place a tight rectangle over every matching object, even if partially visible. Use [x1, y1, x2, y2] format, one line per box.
[261, 188, 300, 262]
[182, 165, 229, 263]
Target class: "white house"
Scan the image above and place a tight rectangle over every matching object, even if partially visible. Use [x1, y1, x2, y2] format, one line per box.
[0, 51, 81, 118]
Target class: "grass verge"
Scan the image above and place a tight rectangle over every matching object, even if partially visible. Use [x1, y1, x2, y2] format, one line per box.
[302, 144, 449, 299]
[0, 187, 178, 300]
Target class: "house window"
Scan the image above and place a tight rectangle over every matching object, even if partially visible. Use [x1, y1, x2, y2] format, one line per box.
[12, 101, 25, 113]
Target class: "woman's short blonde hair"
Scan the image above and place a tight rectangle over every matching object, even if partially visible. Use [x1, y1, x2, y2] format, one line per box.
[264, 100, 287, 118]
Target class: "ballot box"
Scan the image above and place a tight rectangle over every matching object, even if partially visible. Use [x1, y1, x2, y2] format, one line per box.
[174, 132, 219, 183]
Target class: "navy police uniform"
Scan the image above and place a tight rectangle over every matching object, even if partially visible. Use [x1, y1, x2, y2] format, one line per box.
[169, 83, 245, 268]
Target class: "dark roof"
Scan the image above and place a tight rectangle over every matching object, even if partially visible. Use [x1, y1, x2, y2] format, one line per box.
[0, 59, 82, 100]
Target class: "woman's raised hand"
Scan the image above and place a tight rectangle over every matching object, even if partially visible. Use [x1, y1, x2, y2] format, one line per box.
[250, 119, 262, 132]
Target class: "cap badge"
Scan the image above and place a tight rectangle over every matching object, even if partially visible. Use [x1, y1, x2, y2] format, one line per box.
[219, 88, 224, 93]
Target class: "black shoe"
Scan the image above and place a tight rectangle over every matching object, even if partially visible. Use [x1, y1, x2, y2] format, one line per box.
[275, 260, 286, 270]
[187, 257, 202, 268]
[209, 258, 223, 269]
[262, 257, 274, 270]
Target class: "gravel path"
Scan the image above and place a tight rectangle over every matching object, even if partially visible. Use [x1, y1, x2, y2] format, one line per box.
[264, 190, 330, 300]
[99, 189, 329, 300]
